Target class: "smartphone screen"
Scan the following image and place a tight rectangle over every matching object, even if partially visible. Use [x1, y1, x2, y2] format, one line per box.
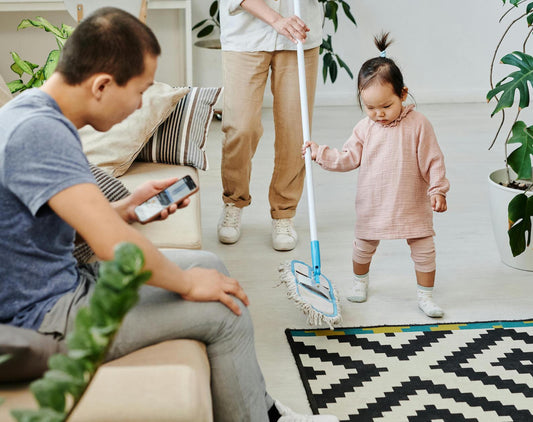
[134, 175, 198, 223]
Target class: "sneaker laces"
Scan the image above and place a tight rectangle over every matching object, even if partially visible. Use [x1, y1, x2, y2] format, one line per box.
[273, 219, 294, 235]
[221, 205, 240, 227]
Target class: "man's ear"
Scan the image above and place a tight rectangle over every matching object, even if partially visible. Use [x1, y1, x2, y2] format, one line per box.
[90, 74, 113, 100]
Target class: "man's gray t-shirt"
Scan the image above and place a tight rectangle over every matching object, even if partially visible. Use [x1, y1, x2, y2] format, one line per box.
[0, 89, 96, 329]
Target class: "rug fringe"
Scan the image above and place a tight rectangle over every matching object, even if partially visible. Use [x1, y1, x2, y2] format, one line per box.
[278, 261, 342, 329]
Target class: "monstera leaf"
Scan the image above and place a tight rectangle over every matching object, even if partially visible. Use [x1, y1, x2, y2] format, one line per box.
[508, 193, 533, 257]
[487, 51, 533, 116]
[502, 0, 533, 25]
[507, 121, 533, 180]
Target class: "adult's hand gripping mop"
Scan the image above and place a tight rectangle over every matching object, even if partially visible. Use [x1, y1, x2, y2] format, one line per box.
[279, 0, 341, 328]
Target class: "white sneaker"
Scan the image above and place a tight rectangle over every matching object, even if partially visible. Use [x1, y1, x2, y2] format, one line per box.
[272, 218, 298, 251]
[217, 203, 242, 244]
[274, 400, 339, 421]
[346, 274, 368, 303]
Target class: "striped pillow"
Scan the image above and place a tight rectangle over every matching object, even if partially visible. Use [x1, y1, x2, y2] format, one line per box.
[73, 163, 130, 264]
[136, 87, 222, 170]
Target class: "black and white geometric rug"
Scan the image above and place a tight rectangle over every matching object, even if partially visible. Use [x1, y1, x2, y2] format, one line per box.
[286, 319, 533, 421]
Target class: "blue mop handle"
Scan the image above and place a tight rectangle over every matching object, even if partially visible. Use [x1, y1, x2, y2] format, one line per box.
[311, 240, 321, 277]
[294, 0, 321, 279]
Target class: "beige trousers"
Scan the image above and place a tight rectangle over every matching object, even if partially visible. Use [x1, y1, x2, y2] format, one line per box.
[221, 47, 319, 219]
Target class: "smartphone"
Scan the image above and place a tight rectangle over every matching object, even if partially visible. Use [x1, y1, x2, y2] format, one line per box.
[134, 175, 198, 223]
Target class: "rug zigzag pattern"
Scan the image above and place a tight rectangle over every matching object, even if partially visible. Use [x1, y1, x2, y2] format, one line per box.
[286, 319, 533, 422]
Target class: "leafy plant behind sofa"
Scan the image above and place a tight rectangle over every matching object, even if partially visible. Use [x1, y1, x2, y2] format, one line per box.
[7, 17, 73, 94]
[9, 243, 151, 422]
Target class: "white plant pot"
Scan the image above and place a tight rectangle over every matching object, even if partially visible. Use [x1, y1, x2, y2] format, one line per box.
[488, 168, 533, 271]
[193, 38, 223, 114]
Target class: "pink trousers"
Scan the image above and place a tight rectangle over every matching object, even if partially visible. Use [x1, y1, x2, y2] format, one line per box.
[353, 237, 436, 273]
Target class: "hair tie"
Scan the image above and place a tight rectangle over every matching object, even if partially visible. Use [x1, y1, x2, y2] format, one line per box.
[380, 50, 387, 58]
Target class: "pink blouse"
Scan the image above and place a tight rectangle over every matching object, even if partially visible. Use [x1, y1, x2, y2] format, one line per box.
[315, 105, 449, 240]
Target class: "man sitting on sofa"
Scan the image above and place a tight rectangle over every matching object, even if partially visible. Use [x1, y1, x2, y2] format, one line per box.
[0, 6, 338, 422]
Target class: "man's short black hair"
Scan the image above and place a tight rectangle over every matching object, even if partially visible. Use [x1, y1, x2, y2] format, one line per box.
[56, 7, 161, 86]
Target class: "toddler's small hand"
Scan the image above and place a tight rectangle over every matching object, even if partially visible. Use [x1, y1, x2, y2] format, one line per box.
[431, 194, 447, 212]
[302, 141, 318, 160]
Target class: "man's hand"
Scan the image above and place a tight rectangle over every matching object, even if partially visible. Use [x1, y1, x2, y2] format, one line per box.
[117, 178, 191, 223]
[49, 184, 243, 314]
[181, 267, 250, 315]
[431, 194, 447, 212]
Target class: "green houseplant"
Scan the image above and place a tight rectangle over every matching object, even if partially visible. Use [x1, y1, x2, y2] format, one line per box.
[487, 0, 533, 267]
[192, 0, 356, 83]
[7, 243, 151, 422]
[7, 17, 73, 94]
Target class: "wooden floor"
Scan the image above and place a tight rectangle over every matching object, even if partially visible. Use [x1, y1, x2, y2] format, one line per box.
[198, 102, 533, 414]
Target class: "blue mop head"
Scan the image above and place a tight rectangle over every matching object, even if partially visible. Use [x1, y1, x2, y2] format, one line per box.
[279, 260, 342, 329]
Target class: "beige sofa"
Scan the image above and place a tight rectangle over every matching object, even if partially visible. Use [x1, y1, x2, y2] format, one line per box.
[0, 75, 216, 421]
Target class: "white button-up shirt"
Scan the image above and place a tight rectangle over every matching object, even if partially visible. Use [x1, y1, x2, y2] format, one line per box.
[220, 0, 323, 52]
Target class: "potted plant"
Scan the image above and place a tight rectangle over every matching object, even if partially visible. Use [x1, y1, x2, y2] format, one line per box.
[7, 17, 72, 94]
[192, 0, 356, 83]
[487, 0, 533, 270]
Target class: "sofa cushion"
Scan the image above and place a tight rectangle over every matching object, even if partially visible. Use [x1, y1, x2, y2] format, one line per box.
[136, 87, 222, 171]
[80, 82, 189, 177]
[73, 163, 131, 263]
[119, 163, 202, 249]
[69, 340, 212, 422]
[70, 366, 211, 422]
[0, 340, 212, 422]
[0, 323, 60, 382]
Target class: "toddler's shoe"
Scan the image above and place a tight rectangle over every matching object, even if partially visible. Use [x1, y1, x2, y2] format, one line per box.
[217, 203, 242, 244]
[347, 273, 368, 303]
[417, 286, 444, 318]
[272, 218, 298, 251]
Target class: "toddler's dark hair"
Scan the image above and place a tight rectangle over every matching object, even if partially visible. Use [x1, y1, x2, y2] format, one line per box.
[357, 32, 405, 107]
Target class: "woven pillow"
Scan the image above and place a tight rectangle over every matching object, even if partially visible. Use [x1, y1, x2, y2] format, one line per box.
[73, 163, 130, 264]
[80, 82, 189, 177]
[136, 87, 222, 171]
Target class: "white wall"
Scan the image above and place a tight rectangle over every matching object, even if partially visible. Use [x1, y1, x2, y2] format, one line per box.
[0, 1, 526, 106]
[192, 0, 526, 105]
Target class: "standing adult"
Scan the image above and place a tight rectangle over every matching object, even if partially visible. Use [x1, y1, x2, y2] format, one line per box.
[218, 0, 322, 251]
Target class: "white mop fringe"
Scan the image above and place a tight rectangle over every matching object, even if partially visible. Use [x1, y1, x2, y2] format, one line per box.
[278, 261, 342, 329]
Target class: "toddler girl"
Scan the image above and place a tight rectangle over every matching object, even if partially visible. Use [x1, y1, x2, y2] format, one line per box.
[303, 33, 449, 317]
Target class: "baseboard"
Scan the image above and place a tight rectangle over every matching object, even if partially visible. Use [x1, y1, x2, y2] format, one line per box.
[261, 89, 489, 108]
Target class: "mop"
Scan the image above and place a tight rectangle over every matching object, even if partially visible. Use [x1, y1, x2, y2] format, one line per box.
[278, 0, 341, 329]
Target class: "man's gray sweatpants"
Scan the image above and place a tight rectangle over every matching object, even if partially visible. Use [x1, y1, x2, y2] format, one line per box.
[39, 249, 274, 421]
